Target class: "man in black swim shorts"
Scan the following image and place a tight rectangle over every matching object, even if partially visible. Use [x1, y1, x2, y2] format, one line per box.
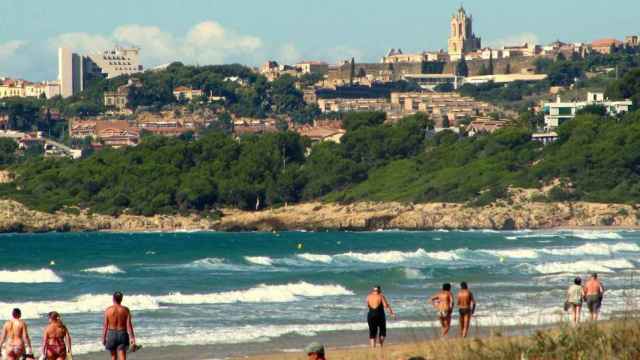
[103, 292, 136, 360]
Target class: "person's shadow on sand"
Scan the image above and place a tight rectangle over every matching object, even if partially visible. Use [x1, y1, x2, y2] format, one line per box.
[407, 357, 427, 360]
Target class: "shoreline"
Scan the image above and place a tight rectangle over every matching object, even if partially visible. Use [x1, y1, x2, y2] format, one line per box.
[1, 199, 640, 233]
[73, 323, 544, 360]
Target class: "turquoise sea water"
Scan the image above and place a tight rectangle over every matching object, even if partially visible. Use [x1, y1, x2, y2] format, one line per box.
[1, 230, 639, 355]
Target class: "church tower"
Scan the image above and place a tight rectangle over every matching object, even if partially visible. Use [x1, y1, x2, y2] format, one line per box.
[448, 5, 481, 61]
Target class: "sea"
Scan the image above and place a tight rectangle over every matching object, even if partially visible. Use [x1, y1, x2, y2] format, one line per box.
[1, 230, 639, 357]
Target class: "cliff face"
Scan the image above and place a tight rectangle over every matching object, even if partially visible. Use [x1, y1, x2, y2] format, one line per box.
[216, 201, 638, 232]
[0, 198, 636, 233]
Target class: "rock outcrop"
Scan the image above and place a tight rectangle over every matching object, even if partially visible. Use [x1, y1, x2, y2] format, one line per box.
[0, 197, 637, 233]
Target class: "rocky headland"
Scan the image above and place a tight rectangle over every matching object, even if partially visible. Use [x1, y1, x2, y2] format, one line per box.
[0, 194, 638, 233]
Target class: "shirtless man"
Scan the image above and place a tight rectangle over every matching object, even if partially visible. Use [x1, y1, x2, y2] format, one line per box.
[42, 311, 72, 360]
[366, 286, 395, 348]
[430, 283, 453, 337]
[0, 308, 33, 360]
[457, 282, 476, 338]
[102, 292, 136, 360]
[584, 273, 605, 321]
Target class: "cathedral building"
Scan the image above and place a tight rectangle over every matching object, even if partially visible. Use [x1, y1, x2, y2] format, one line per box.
[448, 6, 481, 61]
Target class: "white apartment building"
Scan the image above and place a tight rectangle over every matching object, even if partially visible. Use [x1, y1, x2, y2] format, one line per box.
[85, 47, 143, 79]
[58, 46, 143, 98]
[544, 92, 633, 129]
[58, 48, 84, 98]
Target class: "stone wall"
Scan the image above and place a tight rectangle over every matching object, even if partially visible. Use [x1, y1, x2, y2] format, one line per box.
[444, 57, 538, 76]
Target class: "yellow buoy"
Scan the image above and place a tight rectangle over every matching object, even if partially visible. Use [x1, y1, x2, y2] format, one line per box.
[297, 243, 303, 250]
[499, 256, 506, 263]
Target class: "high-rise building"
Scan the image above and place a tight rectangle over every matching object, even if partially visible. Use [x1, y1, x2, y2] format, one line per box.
[447, 6, 481, 61]
[58, 48, 84, 98]
[58, 46, 143, 98]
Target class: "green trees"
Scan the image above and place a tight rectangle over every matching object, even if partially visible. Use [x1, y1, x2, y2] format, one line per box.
[0, 139, 18, 166]
[606, 68, 640, 108]
[456, 58, 469, 77]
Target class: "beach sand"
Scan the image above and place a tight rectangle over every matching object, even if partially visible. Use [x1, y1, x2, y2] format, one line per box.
[74, 324, 539, 360]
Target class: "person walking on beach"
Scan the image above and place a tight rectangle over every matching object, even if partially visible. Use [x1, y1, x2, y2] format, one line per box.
[565, 277, 583, 326]
[457, 282, 476, 338]
[304, 342, 327, 360]
[366, 285, 395, 348]
[430, 283, 454, 337]
[42, 312, 72, 360]
[584, 273, 605, 321]
[0, 308, 33, 360]
[103, 292, 136, 360]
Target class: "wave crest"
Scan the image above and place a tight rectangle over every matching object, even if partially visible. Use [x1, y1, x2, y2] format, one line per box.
[244, 256, 273, 266]
[0, 269, 62, 283]
[157, 282, 353, 304]
[82, 265, 125, 274]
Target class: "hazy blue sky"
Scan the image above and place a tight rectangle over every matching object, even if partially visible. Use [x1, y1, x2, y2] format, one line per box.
[1, 0, 639, 80]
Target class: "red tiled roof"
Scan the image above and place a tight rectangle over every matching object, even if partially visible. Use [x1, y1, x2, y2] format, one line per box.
[592, 38, 622, 47]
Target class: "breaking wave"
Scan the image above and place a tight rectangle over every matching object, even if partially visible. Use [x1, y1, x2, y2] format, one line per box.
[157, 282, 353, 304]
[244, 256, 274, 266]
[531, 259, 635, 274]
[82, 265, 125, 274]
[0, 269, 62, 283]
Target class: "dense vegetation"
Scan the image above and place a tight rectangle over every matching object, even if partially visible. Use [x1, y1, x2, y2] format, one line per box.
[4, 99, 640, 215]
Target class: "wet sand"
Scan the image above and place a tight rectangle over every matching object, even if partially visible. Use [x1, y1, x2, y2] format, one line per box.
[74, 323, 541, 360]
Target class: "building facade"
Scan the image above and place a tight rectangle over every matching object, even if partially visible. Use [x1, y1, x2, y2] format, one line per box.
[58, 48, 84, 98]
[85, 47, 143, 79]
[544, 92, 633, 129]
[448, 6, 481, 61]
[58, 47, 143, 98]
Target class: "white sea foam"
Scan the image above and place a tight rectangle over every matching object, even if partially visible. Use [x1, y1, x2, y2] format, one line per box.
[532, 259, 635, 274]
[480, 249, 539, 259]
[82, 265, 125, 274]
[542, 242, 640, 256]
[336, 248, 462, 263]
[157, 282, 353, 305]
[0, 269, 62, 283]
[0, 294, 161, 320]
[404, 268, 426, 280]
[70, 320, 436, 354]
[244, 256, 274, 266]
[296, 253, 333, 263]
[570, 231, 623, 240]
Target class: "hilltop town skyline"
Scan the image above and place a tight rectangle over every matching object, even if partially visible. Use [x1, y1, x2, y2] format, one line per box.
[2, 0, 639, 81]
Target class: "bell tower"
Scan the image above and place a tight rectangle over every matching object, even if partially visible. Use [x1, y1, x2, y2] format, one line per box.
[448, 5, 481, 61]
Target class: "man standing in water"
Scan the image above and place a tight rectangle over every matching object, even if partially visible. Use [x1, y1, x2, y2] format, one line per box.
[0, 308, 33, 360]
[457, 282, 476, 338]
[584, 273, 605, 321]
[430, 283, 454, 337]
[103, 292, 136, 360]
[366, 286, 395, 348]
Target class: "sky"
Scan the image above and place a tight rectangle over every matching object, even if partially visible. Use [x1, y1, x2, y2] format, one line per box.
[1, 0, 639, 81]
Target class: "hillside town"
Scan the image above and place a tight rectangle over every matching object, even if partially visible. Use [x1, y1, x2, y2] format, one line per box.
[0, 6, 637, 157]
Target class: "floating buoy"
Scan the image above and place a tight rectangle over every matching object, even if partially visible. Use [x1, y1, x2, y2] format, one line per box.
[50, 260, 56, 266]
[297, 243, 303, 250]
[499, 256, 506, 263]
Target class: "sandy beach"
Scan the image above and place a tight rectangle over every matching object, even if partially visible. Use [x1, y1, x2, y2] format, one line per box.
[73, 324, 539, 360]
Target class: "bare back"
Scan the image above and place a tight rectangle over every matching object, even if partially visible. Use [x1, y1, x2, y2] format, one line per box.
[44, 323, 67, 345]
[585, 279, 603, 296]
[105, 305, 130, 331]
[457, 290, 474, 309]
[3, 320, 26, 344]
[433, 291, 453, 311]
[367, 294, 384, 309]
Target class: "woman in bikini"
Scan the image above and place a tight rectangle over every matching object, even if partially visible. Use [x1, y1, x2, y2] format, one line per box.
[41, 312, 72, 360]
[1, 308, 32, 360]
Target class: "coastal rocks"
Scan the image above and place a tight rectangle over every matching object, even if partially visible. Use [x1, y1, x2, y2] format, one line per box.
[0, 198, 638, 233]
